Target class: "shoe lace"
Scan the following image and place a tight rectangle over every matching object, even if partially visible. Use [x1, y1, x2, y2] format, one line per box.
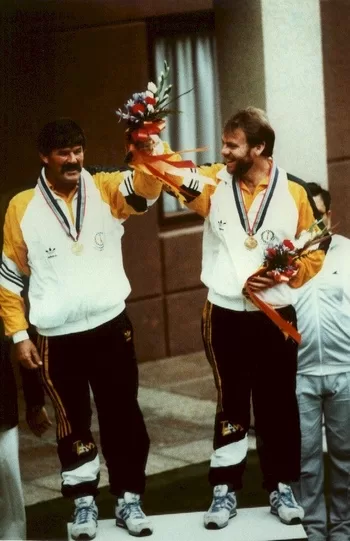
[125, 500, 144, 520]
[75, 505, 97, 525]
[211, 494, 232, 512]
[279, 487, 297, 508]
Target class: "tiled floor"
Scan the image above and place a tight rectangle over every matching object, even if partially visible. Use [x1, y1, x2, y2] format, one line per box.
[18, 351, 224, 506]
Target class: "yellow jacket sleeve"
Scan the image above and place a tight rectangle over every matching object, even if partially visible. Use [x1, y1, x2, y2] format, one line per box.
[288, 180, 326, 288]
[0, 193, 32, 337]
[92, 142, 178, 220]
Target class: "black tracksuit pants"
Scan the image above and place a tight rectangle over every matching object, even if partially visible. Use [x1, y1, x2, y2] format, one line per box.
[37, 310, 149, 498]
[202, 300, 301, 493]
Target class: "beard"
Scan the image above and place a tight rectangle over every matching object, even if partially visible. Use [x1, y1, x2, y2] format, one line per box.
[233, 157, 254, 178]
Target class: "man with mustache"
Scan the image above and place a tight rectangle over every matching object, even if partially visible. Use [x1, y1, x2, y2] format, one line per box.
[155, 106, 328, 530]
[0, 118, 164, 539]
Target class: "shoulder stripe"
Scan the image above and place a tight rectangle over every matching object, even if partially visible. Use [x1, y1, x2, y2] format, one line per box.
[0, 268, 23, 289]
[0, 261, 24, 288]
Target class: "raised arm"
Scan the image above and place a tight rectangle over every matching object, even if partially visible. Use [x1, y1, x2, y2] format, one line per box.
[91, 138, 170, 220]
[127, 136, 221, 219]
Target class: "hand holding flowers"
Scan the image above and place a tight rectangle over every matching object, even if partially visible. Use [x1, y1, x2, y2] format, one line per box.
[116, 61, 216, 203]
[254, 218, 333, 286]
[243, 219, 333, 343]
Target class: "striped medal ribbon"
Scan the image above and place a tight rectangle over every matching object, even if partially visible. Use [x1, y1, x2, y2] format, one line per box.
[232, 163, 279, 250]
[38, 172, 86, 255]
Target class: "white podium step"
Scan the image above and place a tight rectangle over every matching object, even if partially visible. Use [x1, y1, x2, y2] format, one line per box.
[67, 506, 307, 541]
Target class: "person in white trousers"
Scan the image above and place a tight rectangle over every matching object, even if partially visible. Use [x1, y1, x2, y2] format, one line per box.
[0, 426, 26, 540]
[292, 182, 350, 541]
[0, 330, 51, 540]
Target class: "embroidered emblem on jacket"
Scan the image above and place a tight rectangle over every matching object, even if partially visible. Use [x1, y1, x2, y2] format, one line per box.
[45, 247, 57, 259]
[261, 229, 275, 244]
[218, 220, 226, 231]
[124, 329, 132, 342]
[94, 232, 105, 251]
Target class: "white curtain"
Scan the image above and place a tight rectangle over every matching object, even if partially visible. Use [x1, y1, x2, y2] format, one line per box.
[154, 32, 221, 213]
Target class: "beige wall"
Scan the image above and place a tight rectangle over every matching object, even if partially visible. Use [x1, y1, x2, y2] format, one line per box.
[321, 0, 350, 236]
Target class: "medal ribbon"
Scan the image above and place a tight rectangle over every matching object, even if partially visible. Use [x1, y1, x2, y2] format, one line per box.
[232, 163, 278, 237]
[38, 171, 86, 242]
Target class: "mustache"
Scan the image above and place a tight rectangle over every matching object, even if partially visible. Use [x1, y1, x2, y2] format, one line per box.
[61, 163, 82, 173]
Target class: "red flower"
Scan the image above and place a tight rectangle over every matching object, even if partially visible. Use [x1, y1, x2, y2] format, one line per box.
[282, 239, 295, 250]
[267, 248, 276, 257]
[131, 103, 146, 114]
[145, 96, 156, 105]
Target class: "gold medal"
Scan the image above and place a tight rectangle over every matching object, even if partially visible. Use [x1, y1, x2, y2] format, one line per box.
[244, 236, 258, 250]
[71, 242, 84, 255]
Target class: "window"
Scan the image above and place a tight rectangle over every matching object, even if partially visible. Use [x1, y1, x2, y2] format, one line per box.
[148, 12, 221, 226]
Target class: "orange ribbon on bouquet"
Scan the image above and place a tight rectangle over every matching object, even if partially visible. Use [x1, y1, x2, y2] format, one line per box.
[243, 270, 302, 344]
[129, 120, 166, 142]
[128, 144, 215, 205]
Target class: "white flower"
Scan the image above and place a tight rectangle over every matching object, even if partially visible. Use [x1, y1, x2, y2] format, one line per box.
[147, 82, 157, 94]
[147, 104, 155, 113]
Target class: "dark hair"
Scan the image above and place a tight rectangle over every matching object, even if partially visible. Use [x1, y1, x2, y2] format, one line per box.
[37, 118, 86, 156]
[307, 182, 331, 212]
[223, 106, 275, 157]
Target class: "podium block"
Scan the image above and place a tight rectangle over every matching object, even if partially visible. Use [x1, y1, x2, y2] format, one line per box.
[67, 506, 307, 540]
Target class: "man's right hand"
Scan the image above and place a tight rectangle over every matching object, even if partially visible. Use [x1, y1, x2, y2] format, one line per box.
[26, 406, 52, 437]
[13, 339, 42, 369]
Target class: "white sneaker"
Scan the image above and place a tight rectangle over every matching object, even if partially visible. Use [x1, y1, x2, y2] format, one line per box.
[270, 482, 305, 525]
[115, 492, 153, 537]
[71, 496, 98, 540]
[204, 484, 237, 529]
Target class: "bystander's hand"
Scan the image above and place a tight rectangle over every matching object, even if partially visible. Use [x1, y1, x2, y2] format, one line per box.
[26, 406, 52, 437]
[13, 339, 42, 369]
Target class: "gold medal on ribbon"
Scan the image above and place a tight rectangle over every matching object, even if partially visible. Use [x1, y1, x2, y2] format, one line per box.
[244, 236, 258, 250]
[232, 164, 279, 253]
[71, 242, 84, 255]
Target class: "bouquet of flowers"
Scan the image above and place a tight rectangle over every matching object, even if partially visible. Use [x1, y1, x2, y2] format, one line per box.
[115, 61, 216, 204]
[116, 60, 190, 145]
[263, 239, 299, 283]
[262, 218, 332, 284]
[243, 219, 333, 343]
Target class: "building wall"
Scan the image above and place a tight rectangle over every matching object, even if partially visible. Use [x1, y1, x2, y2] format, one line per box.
[1, 1, 349, 361]
[321, 0, 350, 236]
[0, 1, 210, 360]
